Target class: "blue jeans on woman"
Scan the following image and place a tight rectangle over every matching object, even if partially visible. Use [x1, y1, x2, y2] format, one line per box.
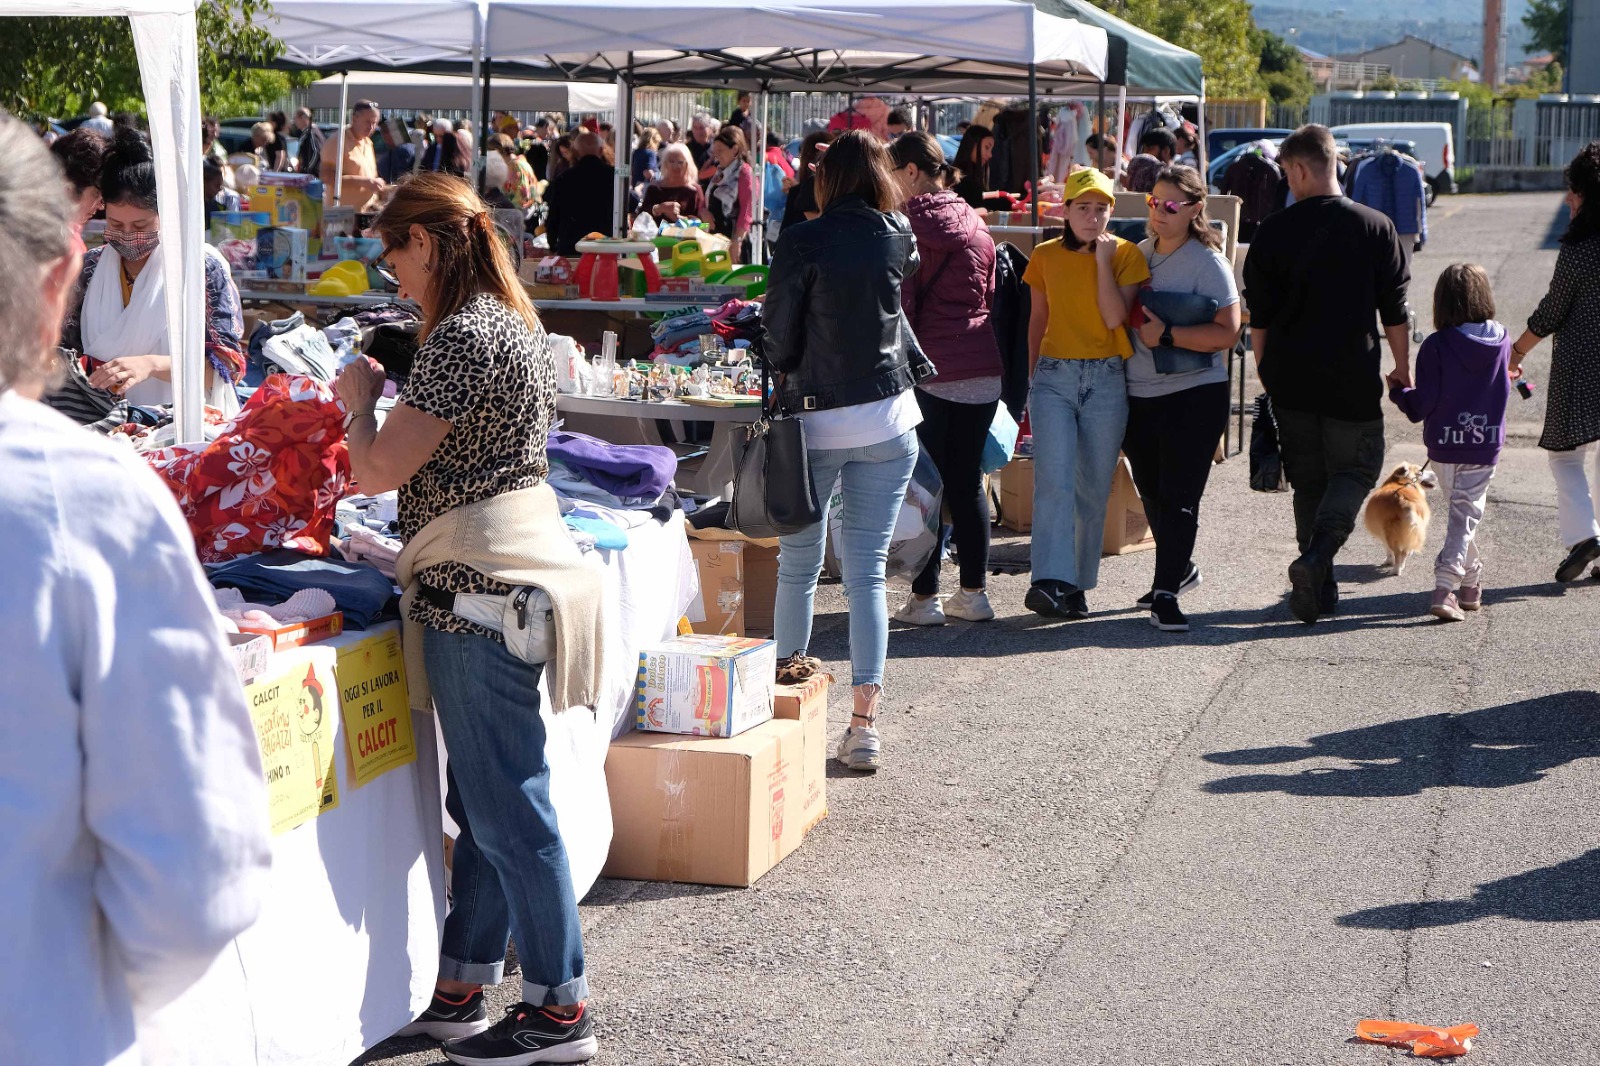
[425, 627, 588, 1007]
[1029, 355, 1128, 592]
[773, 430, 919, 687]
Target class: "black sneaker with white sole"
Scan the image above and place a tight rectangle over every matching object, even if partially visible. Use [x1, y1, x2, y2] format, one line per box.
[1148, 592, 1189, 632]
[1025, 579, 1077, 618]
[397, 987, 490, 1042]
[1556, 536, 1600, 582]
[1137, 564, 1202, 608]
[443, 1003, 597, 1065]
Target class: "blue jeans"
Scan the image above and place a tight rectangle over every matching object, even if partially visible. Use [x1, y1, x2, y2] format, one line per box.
[1029, 356, 1128, 591]
[773, 430, 919, 688]
[425, 628, 588, 1007]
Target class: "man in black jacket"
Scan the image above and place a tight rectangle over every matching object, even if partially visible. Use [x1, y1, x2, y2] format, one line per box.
[292, 108, 324, 178]
[543, 132, 615, 256]
[1244, 124, 1412, 624]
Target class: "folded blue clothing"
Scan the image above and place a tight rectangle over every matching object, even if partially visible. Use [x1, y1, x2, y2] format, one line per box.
[206, 549, 396, 629]
[547, 429, 677, 500]
[564, 515, 629, 550]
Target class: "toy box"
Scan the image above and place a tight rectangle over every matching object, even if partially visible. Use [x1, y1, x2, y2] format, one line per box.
[635, 634, 775, 738]
[251, 172, 326, 256]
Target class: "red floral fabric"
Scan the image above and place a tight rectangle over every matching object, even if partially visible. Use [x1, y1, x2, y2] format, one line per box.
[145, 374, 352, 563]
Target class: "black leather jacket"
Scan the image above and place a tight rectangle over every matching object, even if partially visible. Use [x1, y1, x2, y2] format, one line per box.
[761, 195, 936, 412]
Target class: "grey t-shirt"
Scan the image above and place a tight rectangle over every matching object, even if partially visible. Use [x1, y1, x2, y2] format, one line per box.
[1126, 237, 1239, 399]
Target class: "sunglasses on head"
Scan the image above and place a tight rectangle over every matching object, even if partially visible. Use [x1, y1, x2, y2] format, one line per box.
[1147, 194, 1201, 215]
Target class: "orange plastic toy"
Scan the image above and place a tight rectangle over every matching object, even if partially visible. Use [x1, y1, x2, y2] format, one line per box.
[1355, 1019, 1479, 1058]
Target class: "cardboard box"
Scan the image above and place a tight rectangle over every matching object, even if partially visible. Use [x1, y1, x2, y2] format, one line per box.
[774, 676, 830, 835]
[1102, 456, 1156, 556]
[236, 610, 345, 651]
[998, 457, 1034, 533]
[635, 634, 775, 738]
[228, 631, 273, 683]
[603, 718, 808, 886]
[742, 543, 779, 637]
[241, 226, 308, 282]
[687, 538, 745, 636]
[250, 174, 326, 257]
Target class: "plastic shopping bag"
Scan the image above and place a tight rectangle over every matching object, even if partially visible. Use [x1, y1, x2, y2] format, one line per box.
[981, 404, 1020, 474]
[822, 444, 944, 583]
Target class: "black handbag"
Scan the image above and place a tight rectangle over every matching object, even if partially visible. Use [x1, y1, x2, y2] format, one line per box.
[727, 338, 823, 539]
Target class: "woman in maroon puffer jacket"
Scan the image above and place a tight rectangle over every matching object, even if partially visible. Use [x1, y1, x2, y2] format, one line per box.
[890, 132, 1005, 626]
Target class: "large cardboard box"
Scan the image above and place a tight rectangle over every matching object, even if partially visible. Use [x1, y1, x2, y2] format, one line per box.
[774, 676, 830, 835]
[740, 543, 779, 637]
[998, 458, 1034, 533]
[687, 538, 745, 636]
[1101, 456, 1156, 556]
[603, 718, 808, 887]
[635, 634, 775, 738]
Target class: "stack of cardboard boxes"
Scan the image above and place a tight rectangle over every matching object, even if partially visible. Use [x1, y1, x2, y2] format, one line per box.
[604, 634, 830, 887]
[684, 528, 780, 638]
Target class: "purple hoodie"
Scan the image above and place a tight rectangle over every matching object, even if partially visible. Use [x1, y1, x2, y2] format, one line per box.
[1389, 321, 1512, 466]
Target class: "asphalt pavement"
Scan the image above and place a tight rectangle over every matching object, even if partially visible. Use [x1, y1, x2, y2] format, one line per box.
[359, 191, 1599, 1066]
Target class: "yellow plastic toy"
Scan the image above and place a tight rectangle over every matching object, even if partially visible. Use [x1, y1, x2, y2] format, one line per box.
[698, 249, 731, 278]
[309, 260, 369, 297]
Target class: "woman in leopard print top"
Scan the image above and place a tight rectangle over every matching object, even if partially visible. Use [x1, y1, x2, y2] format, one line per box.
[333, 173, 598, 1060]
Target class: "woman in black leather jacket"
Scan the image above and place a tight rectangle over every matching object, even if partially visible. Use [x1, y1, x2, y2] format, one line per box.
[761, 130, 934, 774]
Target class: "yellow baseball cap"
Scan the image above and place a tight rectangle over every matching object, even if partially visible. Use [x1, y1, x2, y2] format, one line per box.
[1063, 166, 1116, 204]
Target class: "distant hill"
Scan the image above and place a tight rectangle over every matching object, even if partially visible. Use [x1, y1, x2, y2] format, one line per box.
[1255, 0, 1537, 65]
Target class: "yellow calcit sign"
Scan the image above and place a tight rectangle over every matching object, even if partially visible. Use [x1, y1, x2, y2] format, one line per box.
[337, 632, 418, 788]
[247, 661, 341, 835]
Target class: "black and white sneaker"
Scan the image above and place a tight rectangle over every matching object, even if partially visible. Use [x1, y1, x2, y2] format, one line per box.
[397, 987, 490, 1041]
[1148, 592, 1189, 632]
[443, 1003, 598, 1065]
[1556, 536, 1600, 582]
[1137, 564, 1202, 608]
[1025, 579, 1076, 618]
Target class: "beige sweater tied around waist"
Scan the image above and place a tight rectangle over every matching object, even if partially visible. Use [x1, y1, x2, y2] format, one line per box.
[395, 483, 607, 714]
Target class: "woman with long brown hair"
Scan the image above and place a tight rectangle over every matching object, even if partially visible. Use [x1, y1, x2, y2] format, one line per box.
[701, 124, 755, 262]
[761, 129, 933, 773]
[335, 172, 601, 1064]
[1122, 164, 1242, 632]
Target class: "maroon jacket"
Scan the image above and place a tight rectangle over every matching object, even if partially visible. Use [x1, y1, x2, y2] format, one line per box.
[901, 190, 1003, 384]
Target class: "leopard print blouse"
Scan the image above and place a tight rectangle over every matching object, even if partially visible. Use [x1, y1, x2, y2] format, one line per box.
[397, 292, 555, 638]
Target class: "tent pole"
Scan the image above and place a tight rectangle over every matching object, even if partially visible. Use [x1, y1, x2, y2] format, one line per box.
[1029, 63, 1039, 230]
[1096, 77, 1105, 178]
[477, 54, 493, 192]
[753, 86, 770, 265]
[1197, 77, 1209, 176]
[334, 70, 348, 206]
[1113, 84, 1126, 188]
[614, 55, 635, 237]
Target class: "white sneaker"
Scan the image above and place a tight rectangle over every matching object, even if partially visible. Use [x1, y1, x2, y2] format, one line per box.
[893, 595, 946, 626]
[944, 588, 995, 621]
[835, 726, 881, 772]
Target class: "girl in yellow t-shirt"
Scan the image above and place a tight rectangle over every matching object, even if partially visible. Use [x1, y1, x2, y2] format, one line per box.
[1021, 167, 1150, 619]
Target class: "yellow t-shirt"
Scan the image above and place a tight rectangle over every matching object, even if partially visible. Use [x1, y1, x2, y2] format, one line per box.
[1022, 235, 1151, 360]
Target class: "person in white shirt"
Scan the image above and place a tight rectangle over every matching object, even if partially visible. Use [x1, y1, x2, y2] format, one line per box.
[82, 100, 115, 137]
[0, 112, 272, 1066]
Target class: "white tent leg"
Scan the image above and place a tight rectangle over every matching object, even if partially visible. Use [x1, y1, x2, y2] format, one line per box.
[470, 49, 484, 187]
[1197, 77, 1209, 176]
[131, 9, 204, 444]
[334, 71, 348, 206]
[753, 88, 769, 265]
[613, 59, 635, 237]
[1113, 84, 1126, 188]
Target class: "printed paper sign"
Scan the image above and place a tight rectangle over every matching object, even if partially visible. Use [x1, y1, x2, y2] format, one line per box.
[247, 661, 341, 835]
[337, 631, 417, 787]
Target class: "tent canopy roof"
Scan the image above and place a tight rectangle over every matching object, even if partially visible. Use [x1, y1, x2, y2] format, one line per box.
[1021, 0, 1203, 96]
[265, 0, 1110, 94]
[306, 70, 616, 112]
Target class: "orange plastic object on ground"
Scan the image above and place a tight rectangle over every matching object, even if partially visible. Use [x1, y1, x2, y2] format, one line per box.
[1355, 1019, 1479, 1058]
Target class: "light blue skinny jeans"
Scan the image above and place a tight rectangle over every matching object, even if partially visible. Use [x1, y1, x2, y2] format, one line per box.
[773, 429, 919, 688]
[1028, 355, 1128, 591]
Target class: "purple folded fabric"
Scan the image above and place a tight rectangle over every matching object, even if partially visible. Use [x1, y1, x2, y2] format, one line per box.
[547, 429, 677, 499]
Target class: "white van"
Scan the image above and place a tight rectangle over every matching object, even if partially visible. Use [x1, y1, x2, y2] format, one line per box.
[1329, 122, 1456, 194]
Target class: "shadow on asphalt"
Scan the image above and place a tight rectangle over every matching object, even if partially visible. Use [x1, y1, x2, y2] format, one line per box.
[1199, 690, 1600, 798]
[1338, 847, 1600, 928]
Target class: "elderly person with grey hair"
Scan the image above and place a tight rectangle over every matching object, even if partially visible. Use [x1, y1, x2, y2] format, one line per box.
[0, 112, 271, 1066]
[641, 142, 707, 223]
[688, 111, 719, 180]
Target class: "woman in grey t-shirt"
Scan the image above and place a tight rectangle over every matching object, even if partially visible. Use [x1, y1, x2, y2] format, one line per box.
[1122, 165, 1243, 632]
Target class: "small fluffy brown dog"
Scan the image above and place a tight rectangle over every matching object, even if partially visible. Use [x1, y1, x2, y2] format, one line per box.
[1364, 462, 1439, 575]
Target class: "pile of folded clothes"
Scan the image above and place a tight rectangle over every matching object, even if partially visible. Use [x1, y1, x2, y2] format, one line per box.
[547, 429, 678, 509]
[206, 548, 397, 630]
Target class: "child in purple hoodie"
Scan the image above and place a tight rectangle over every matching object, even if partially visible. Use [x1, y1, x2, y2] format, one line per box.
[1389, 264, 1513, 621]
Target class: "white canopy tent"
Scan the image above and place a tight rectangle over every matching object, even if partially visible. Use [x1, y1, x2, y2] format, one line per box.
[6, 0, 206, 443]
[306, 70, 616, 113]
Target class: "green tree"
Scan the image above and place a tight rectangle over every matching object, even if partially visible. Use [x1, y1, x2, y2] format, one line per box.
[1089, 0, 1263, 98]
[1251, 26, 1315, 106]
[0, 1, 293, 121]
[1522, 0, 1570, 67]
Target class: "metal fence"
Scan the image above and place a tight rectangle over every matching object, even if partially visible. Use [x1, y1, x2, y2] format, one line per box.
[1462, 98, 1521, 168]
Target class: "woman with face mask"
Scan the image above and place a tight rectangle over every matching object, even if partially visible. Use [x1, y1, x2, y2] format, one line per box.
[58, 127, 244, 415]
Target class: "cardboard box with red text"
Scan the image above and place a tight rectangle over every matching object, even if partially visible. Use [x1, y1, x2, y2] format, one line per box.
[635, 634, 775, 738]
[774, 676, 830, 835]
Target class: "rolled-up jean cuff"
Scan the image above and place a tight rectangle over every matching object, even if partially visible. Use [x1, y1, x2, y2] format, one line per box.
[440, 955, 505, 986]
[524, 974, 590, 1007]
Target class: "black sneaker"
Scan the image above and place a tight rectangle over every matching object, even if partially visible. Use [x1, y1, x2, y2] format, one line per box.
[397, 987, 490, 1042]
[1287, 555, 1325, 624]
[443, 1003, 597, 1065]
[1556, 536, 1600, 582]
[1137, 564, 1203, 608]
[1025, 579, 1078, 618]
[1319, 577, 1339, 615]
[1148, 593, 1189, 632]
[1063, 589, 1089, 619]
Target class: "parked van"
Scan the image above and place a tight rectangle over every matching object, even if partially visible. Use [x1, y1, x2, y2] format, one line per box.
[1329, 122, 1456, 194]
